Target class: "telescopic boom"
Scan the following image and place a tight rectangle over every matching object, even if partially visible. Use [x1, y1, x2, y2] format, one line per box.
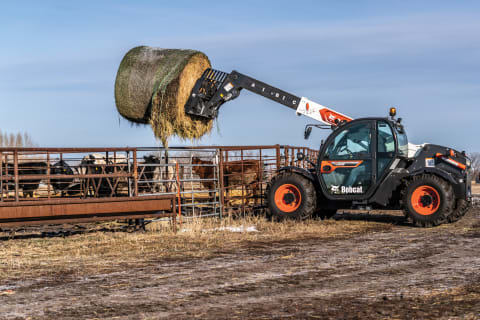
[185, 69, 352, 126]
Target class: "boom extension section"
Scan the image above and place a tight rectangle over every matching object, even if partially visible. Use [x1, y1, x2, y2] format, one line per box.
[185, 69, 352, 126]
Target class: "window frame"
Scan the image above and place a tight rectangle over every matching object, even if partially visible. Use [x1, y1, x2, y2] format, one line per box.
[376, 120, 398, 181]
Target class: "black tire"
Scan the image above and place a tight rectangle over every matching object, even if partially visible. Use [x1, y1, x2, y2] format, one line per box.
[313, 209, 337, 220]
[266, 172, 317, 220]
[447, 199, 471, 223]
[402, 174, 454, 227]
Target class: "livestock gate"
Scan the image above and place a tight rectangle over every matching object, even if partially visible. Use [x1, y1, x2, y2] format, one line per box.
[0, 145, 318, 226]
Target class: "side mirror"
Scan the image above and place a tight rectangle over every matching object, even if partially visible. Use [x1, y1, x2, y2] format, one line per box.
[296, 152, 305, 161]
[304, 126, 312, 140]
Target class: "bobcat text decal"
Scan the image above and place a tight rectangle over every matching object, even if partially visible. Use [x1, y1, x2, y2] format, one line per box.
[331, 185, 363, 194]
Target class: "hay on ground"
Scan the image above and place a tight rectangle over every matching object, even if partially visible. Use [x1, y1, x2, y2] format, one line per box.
[114, 46, 213, 147]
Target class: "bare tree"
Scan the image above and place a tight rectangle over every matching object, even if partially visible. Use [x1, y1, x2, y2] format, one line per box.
[8, 133, 15, 147]
[0, 131, 36, 147]
[15, 132, 23, 147]
[23, 132, 35, 147]
[469, 152, 480, 174]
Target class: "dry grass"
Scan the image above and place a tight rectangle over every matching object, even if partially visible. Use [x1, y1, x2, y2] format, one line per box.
[0, 217, 389, 282]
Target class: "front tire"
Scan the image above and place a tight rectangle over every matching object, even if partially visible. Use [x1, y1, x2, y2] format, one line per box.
[402, 174, 454, 227]
[266, 172, 317, 220]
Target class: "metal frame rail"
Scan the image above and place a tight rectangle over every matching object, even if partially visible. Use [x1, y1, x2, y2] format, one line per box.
[0, 147, 176, 227]
[0, 145, 318, 225]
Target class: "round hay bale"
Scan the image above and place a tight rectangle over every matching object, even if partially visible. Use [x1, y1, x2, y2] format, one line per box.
[114, 46, 213, 147]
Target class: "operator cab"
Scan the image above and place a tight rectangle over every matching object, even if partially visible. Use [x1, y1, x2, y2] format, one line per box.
[316, 111, 407, 200]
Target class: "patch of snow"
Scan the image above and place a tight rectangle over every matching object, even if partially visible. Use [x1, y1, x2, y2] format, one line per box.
[179, 225, 259, 233]
[215, 226, 258, 233]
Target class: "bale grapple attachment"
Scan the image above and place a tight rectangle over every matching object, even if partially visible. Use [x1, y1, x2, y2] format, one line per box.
[185, 68, 233, 119]
[185, 68, 302, 120]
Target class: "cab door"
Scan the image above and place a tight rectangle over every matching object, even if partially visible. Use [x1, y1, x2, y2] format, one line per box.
[318, 120, 374, 199]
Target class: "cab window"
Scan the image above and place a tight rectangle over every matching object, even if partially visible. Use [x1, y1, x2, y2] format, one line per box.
[377, 121, 396, 179]
[377, 121, 395, 153]
[395, 126, 408, 157]
[324, 123, 372, 159]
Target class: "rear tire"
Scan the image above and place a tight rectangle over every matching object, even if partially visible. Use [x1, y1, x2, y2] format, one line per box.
[402, 174, 454, 227]
[266, 172, 317, 220]
[447, 199, 471, 223]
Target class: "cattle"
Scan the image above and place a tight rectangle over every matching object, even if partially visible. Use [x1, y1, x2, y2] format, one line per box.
[50, 160, 75, 195]
[1, 161, 47, 197]
[79, 154, 128, 197]
[191, 156, 263, 205]
[19, 161, 48, 197]
[138, 155, 161, 193]
[138, 155, 183, 194]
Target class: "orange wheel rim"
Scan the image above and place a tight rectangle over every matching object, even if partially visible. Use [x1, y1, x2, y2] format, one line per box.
[274, 184, 302, 213]
[411, 185, 440, 215]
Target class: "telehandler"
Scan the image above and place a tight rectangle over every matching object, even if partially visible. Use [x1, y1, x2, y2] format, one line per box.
[185, 69, 472, 227]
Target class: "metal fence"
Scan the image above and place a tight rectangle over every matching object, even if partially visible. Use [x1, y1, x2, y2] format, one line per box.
[217, 145, 318, 215]
[0, 145, 318, 219]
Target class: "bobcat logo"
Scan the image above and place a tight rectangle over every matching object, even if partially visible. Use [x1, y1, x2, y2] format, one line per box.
[331, 185, 340, 193]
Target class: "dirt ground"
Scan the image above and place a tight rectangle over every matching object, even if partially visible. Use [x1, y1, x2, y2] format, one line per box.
[472, 182, 480, 195]
[0, 208, 479, 319]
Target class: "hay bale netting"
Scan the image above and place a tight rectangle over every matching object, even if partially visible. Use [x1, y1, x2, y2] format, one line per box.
[114, 46, 213, 147]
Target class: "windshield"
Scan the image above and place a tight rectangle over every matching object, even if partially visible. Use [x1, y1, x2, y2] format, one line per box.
[395, 125, 408, 157]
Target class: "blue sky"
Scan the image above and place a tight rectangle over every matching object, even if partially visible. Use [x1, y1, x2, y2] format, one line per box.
[0, 1, 479, 151]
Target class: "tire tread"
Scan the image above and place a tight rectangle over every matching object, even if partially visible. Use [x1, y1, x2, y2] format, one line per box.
[266, 172, 317, 220]
[401, 174, 454, 227]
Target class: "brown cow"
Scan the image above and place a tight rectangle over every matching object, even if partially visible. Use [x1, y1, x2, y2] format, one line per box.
[191, 156, 263, 206]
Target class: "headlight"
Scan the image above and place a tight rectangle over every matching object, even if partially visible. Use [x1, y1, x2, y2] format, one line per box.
[466, 159, 471, 167]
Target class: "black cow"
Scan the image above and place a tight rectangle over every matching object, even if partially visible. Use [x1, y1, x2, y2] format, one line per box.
[80, 154, 128, 197]
[1, 161, 47, 197]
[19, 162, 48, 197]
[50, 160, 75, 195]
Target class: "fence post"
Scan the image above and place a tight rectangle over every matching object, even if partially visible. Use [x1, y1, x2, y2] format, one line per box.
[127, 150, 132, 197]
[303, 147, 306, 168]
[0, 152, 3, 202]
[14, 149, 19, 202]
[285, 146, 289, 167]
[275, 144, 281, 171]
[176, 161, 182, 225]
[241, 149, 245, 216]
[46, 152, 51, 200]
[133, 149, 138, 196]
[259, 149, 263, 208]
[218, 148, 225, 218]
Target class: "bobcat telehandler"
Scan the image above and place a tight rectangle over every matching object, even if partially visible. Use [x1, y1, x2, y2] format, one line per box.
[185, 69, 472, 227]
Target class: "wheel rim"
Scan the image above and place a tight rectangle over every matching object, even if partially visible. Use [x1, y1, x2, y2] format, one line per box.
[274, 184, 302, 213]
[411, 185, 440, 215]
